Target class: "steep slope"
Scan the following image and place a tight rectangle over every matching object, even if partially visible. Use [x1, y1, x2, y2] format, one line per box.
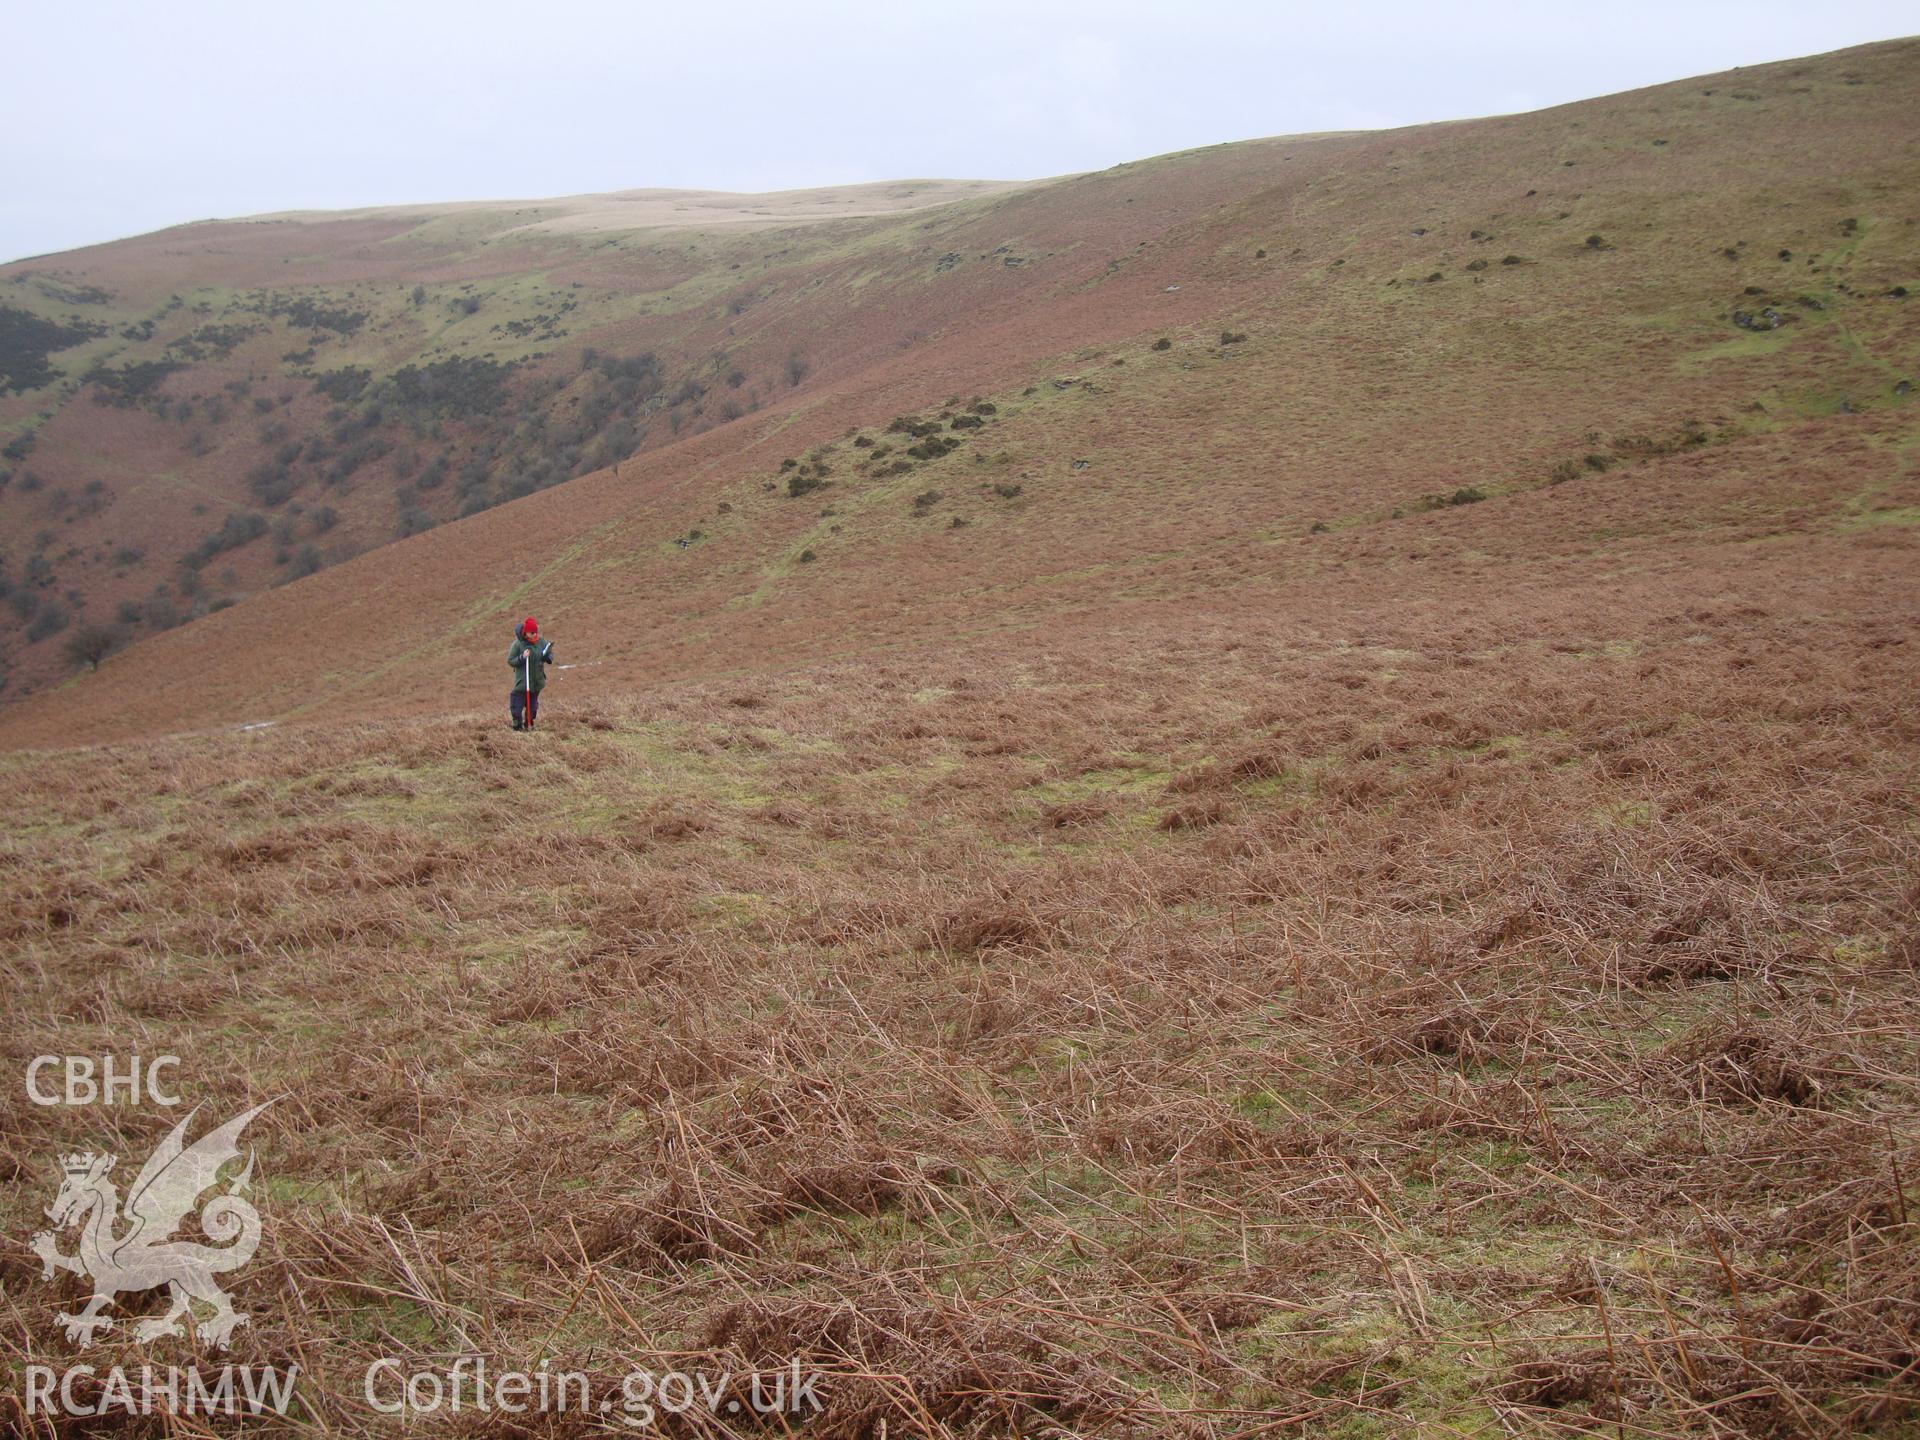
[1, 37, 1916, 748]
[0, 164, 1246, 697]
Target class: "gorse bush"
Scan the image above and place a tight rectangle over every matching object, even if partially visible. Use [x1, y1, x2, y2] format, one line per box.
[1, 306, 106, 395]
[86, 360, 183, 407]
[311, 367, 371, 403]
[268, 295, 368, 335]
[906, 435, 961, 462]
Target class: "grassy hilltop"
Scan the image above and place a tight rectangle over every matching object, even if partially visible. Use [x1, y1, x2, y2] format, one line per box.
[1, 37, 1918, 1440]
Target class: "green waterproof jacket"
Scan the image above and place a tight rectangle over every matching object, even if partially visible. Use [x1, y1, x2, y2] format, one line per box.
[508, 632, 554, 693]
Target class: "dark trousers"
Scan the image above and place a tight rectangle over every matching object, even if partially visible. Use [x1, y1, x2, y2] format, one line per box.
[510, 689, 541, 728]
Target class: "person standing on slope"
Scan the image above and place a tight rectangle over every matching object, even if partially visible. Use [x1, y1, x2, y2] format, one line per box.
[508, 617, 554, 730]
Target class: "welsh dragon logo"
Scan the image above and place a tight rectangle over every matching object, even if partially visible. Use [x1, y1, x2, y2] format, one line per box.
[30, 1102, 270, 1349]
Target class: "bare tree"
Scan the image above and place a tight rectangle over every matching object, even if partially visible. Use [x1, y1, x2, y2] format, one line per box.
[64, 623, 122, 671]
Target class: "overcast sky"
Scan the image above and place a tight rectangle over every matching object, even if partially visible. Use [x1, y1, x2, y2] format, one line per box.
[4, 1, 1912, 263]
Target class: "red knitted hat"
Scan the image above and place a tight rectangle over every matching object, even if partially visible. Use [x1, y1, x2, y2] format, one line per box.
[523, 617, 538, 636]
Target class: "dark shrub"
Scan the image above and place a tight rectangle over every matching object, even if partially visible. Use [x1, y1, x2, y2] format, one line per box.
[311, 366, 371, 403]
[0, 306, 105, 395]
[182, 511, 268, 570]
[248, 462, 296, 507]
[26, 602, 70, 642]
[269, 295, 368, 334]
[383, 356, 514, 420]
[906, 435, 961, 462]
[87, 360, 183, 407]
[64, 623, 121, 670]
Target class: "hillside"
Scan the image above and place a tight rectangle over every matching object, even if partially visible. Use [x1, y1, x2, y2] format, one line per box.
[0, 37, 1911, 733]
[0, 175, 1052, 699]
[2, 37, 1918, 1440]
